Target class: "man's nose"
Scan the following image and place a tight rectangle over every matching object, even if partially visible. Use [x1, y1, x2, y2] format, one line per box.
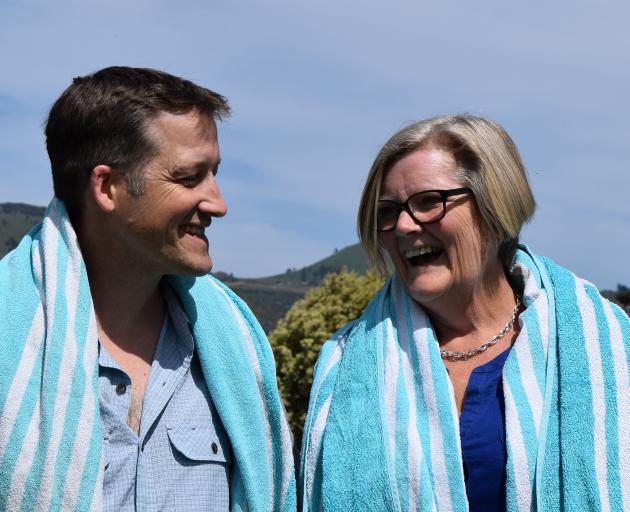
[198, 175, 227, 218]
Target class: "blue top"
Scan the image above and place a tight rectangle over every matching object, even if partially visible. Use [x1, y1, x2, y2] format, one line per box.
[459, 348, 511, 512]
[99, 285, 232, 512]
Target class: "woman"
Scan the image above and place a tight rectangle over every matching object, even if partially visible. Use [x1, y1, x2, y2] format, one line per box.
[300, 115, 630, 511]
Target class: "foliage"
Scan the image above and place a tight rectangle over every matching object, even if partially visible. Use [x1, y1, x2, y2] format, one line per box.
[0, 203, 45, 258]
[615, 284, 630, 309]
[269, 269, 385, 445]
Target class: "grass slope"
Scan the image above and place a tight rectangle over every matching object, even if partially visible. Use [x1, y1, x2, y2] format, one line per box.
[0, 203, 46, 257]
[227, 280, 306, 333]
[258, 243, 372, 286]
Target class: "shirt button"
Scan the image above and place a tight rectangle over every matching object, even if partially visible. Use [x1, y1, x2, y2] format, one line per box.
[115, 383, 127, 395]
[211, 442, 218, 454]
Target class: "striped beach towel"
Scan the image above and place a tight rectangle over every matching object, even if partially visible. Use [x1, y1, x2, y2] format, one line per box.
[0, 198, 296, 511]
[301, 247, 630, 511]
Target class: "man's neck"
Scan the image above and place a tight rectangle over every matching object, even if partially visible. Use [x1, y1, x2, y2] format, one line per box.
[78, 220, 166, 360]
[90, 267, 166, 350]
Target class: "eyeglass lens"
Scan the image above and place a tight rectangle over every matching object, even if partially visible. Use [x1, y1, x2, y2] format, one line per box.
[377, 191, 444, 231]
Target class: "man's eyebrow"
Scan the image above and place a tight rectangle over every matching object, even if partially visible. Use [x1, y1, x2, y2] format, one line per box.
[171, 158, 221, 176]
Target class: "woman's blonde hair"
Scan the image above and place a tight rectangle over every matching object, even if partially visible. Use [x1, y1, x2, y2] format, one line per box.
[357, 115, 536, 274]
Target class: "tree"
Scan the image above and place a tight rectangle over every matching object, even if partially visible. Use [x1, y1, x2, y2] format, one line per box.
[269, 269, 384, 446]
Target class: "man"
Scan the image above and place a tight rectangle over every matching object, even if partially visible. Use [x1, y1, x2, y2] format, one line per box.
[0, 67, 295, 511]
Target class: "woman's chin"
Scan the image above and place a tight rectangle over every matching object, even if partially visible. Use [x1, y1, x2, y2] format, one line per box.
[404, 273, 451, 307]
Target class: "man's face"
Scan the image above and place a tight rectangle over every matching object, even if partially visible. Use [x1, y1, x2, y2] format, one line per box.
[112, 111, 227, 277]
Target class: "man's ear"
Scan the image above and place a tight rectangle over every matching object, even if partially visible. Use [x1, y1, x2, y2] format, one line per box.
[89, 165, 124, 213]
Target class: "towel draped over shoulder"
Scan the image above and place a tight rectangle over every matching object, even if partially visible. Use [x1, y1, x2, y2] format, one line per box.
[0, 198, 296, 512]
[301, 247, 630, 512]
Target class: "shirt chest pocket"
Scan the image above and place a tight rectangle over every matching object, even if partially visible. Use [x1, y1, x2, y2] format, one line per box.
[166, 426, 231, 465]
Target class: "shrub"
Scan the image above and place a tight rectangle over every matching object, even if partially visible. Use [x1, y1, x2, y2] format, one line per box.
[269, 269, 384, 445]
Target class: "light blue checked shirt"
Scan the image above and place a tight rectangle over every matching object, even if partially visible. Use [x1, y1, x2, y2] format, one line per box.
[99, 285, 232, 511]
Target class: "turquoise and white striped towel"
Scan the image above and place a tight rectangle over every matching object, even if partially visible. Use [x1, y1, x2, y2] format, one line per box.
[0, 198, 296, 511]
[301, 247, 630, 511]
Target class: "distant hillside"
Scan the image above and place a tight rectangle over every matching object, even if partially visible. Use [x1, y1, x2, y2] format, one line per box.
[212, 243, 374, 331]
[258, 243, 372, 286]
[213, 275, 307, 333]
[0, 203, 46, 257]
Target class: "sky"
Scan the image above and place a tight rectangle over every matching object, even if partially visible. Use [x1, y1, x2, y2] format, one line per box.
[0, 0, 628, 289]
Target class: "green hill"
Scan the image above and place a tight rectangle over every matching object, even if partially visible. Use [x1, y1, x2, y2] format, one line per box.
[259, 243, 372, 286]
[212, 243, 374, 331]
[212, 274, 307, 333]
[0, 203, 46, 257]
[227, 243, 375, 329]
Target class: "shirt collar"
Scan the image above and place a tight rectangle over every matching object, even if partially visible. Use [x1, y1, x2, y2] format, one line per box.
[98, 338, 121, 370]
[161, 280, 194, 357]
[97, 281, 194, 370]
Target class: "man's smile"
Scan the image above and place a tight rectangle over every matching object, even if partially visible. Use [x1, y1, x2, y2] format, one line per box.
[179, 223, 208, 247]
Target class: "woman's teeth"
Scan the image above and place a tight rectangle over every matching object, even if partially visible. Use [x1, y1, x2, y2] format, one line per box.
[404, 246, 440, 259]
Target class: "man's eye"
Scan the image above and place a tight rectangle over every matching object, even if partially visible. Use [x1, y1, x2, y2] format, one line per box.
[179, 176, 199, 186]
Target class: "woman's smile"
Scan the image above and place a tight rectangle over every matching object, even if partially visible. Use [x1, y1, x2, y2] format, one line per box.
[402, 245, 444, 267]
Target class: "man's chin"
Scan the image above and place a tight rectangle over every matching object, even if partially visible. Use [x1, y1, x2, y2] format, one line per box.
[168, 257, 213, 277]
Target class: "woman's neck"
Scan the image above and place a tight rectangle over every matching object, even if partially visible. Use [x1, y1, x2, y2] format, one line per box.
[424, 265, 518, 348]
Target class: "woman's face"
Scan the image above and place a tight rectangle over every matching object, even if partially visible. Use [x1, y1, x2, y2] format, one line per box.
[378, 146, 497, 308]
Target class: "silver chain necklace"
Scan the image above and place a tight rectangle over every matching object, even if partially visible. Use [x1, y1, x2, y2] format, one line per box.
[439, 296, 521, 362]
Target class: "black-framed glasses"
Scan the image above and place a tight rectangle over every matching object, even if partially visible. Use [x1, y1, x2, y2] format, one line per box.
[376, 187, 473, 232]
